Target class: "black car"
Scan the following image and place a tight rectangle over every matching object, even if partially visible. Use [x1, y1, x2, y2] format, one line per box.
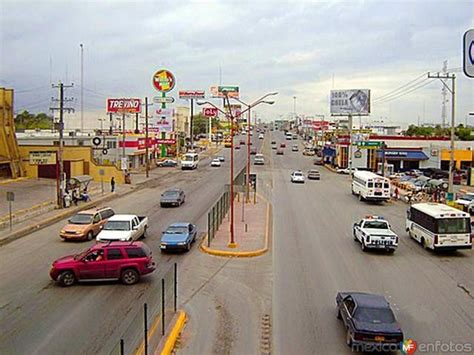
[160, 188, 185, 207]
[336, 292, 403, 352]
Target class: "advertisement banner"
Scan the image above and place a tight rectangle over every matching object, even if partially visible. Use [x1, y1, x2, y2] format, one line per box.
[225, 104, 242, 117]
[330, 89, 370, 115]
[107, 98, 142, 113]
[29, 151, 56, 165]
[179, 90, 205, 99]
[151, 117, 173, 133]
[210, 86, 240, 99]
[152, 69, 176, 92]
[155, 108, 175, 119]
[156, 139, 176, 145]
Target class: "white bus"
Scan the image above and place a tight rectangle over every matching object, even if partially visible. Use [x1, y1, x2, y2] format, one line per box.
[181, 152, 199, 170]
[406, 203, 472, 251]
[351, 171, 391, 202]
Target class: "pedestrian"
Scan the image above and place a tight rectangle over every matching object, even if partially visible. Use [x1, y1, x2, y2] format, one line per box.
[111, 177, 115, 193]
[394, 187, 399, 200]
[71, 188, 78, 206]
[407, 191, 413, 204]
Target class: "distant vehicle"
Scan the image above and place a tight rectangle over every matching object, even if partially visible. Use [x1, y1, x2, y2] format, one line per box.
[160, 188, 186, 207]
[181, 152, 199, 170]
[406, 169, 423, 177]
[406, 203, 472, 250]
[250, 148, 257, 155]
[271, 144, 277, 150]
[455, 192, 474, 214]
[292, 134, 298, 140]
[96, 214, 148, 242]
[258, 133, 264, 139]
[303, 149, 315, 156]
[235, 145, 241, 150]
[217, 155, 225, 162]
[285, 132, 293, 140]
[314, 157, 324, 165]
[352, 171, 391, 202]
[336, 167, 358, 175]
[240, 140, 246, 145]
[60, 207, 115, 241]
[352, 216, 398, 253]
[292, 144, 299, 152]
[276, 148, 284, 155]
[254, 154, 265, 165]
[271, 140, 276, 145]
[224, 137, 232, 148]
[156, 159, 178, 167]
[389, 172, 405, 179]
[280, 143, 286, 148]
[211, 158, 222, 167]
[291, 171, 305, 183]
[161, 223, 197, 252]
[336, 292, 403, 350]
[50, 241, 155, 287]
[307, 170, 320, 180]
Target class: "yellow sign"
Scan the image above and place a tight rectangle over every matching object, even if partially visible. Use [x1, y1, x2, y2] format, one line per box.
[29, 151, 56, 165]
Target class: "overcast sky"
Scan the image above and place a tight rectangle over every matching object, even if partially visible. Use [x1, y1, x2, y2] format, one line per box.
[1, 0, 473, 129]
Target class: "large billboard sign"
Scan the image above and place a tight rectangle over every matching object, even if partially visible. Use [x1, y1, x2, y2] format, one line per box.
[210, 86, 240, 98]
[152, 69, 176, 92]
[463, 29, 474, 78]
[179, 90, 205, 99]
[107, 98, 142, 113]
[330, 89, 370, 115]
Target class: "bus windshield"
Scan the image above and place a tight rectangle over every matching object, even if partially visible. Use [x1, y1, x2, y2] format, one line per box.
[437, 218, 470, 234]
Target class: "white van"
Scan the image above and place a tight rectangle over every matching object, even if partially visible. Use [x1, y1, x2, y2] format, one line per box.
[181, 153, 199, 170]
[352, 171, 390, 202]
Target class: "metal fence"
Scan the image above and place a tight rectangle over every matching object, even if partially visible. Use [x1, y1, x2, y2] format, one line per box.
[110, 263, 178, 355]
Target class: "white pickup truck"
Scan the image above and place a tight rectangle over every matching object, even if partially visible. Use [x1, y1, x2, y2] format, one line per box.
[352, 216, 398, 253]
[96, 214, 148, 242]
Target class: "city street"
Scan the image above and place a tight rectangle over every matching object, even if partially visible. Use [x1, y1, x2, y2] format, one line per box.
[270, 132, 473, 354]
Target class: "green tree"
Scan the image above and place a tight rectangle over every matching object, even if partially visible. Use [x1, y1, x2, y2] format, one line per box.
[14, 111, 53, 130]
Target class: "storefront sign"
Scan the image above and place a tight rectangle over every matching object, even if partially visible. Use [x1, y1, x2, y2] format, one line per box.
[179, 90, 205, 99]
[203, 107, 218, 117]
[385, 151, 408, 157]
[357, 141, 382, 149]
[330, 89, 371, 115]
[107, 98, 142, 113]
[156, 139, 176, 145]
[152, 69, 176, 92]
[210, 86, 240, 98]
[29, 151, 56, 165]
[155, 108, 174, 119]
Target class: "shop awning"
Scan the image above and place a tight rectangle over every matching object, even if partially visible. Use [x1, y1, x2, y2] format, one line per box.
[376, 150, 429, 160]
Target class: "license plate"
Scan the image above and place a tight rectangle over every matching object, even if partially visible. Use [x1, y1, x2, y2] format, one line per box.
[450, 238, 457, 242]
[375, 336, 385, 341]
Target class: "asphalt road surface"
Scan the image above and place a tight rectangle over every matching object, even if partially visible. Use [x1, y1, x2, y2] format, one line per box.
[270, 131, 473, 355]
[0, 136, 262, 355]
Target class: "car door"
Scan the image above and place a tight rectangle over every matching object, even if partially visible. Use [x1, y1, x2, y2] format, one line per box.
[354, 222, 363, 241]
[190, 224, 197, 241]
[78, 251, 106, 279]
[104, 248, 126, 279]
[91, 213, 102, 235]
[131, 217, 139, 240]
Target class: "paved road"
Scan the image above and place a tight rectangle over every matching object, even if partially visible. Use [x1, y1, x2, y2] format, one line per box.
[0, 136, 261, 355]
[270, 131, 473, 354]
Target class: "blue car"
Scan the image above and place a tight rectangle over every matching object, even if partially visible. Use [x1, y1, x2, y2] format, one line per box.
[160, 223, 197, 252]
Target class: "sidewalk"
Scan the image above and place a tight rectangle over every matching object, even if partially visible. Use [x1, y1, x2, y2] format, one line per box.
[201, 194, 271, 257]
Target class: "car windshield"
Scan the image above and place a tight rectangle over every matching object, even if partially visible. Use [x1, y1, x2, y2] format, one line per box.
[166, 226, 188, 234]
[294, 172, 303, 176]
[355, 307, 395, 324]
[459, 195, 474, 201]
[309, 171, 319, 174]
[69, 214, 93, 225]
[163, 191, 179, 198]
[364, 221, 389, 229]
[103, 221, 130, 231]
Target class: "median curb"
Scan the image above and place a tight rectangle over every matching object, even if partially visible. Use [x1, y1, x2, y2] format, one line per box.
[324, 164, 337, 173]
[159, 310, 187, 355]
[0, 177, 29, 185]
[199, 198, 271, 258]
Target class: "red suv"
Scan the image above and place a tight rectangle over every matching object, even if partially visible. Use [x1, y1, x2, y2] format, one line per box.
[50, 241, 156, 287]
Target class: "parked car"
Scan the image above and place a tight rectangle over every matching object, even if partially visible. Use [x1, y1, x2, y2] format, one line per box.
[50, 241, 155, 287]
[96, 214, 148, 242]
[389, 172, 405, 179]
[160, 188, 185, 207]
[455, 192, 474, 214]
[291, 171, 305, 183]
[303, 149, 315, 156]
[156, 159, 178, 167]
[160, 223, 197, 252]
[336, 167, 358, 175]
[314, 157, 324, 165]
[211, 158, 222, 167]
[60, 207, 115, 241]
[307, 170, 320, 180]
[336, 292, 403, 350]
[276, 148, 284, 155]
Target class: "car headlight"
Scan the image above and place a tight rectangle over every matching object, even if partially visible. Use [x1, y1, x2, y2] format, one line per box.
[177, 242, 186, 245]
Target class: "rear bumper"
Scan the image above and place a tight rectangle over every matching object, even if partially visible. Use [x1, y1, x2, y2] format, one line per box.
[161, 244, 187, 251]
[161, 202, 180, 207]
[366, 243, 397, 250]
[434, 244, 472, 251]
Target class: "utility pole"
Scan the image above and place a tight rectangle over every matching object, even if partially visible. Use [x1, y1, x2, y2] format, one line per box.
[348, 114, 353, 178]
[441, 60, 448, 128]
[428, 72, 456, 194]
[144, 97, 150, 178]
[190, 98, 194, 149]
[51, 82, 74, 208]
[80, 44, 84, 133]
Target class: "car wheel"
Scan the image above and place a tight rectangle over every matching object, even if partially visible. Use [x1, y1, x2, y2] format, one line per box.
[58, 271, 76, 287]
[346, 329, 353, 347]
[337, 309, 342, 320]
[421, 237, 428, 249]
[142, 227, 147, 239]
[86, 231, 94, 241]
[358, 194, 363, 202]
[121, 268, 140, 285]
[361, 241, 367, 252]
[186, 242, 191, 251]
[388, 249, 395, 254]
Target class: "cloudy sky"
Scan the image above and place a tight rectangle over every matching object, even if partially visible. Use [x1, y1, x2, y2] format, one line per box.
[1, 0, 473, 129]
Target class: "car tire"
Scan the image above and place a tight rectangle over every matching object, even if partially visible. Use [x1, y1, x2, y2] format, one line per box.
[121, 268, 140, 285]
[346, 329, 353, 347]
[142, 227, 147, 239]
[358, 194, 363, 202]
[337, 309, 342, 320]
[86, 231, 94, 241]
[421, 237, 428, 249]
[186, 242, 191, 251]
[58, 270, 76, 287]
[388, 249, 395, 254]
[361, 241, 367, 252]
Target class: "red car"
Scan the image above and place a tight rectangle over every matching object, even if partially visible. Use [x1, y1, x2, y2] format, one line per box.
[280, 143, 286, 148]
[50, 241, 156, 287]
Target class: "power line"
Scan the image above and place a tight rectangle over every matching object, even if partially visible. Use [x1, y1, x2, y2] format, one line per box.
[375, 79, 434, 104]
[373, 74, 428, 102]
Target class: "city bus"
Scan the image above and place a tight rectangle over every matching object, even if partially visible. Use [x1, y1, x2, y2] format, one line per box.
[351, 171, 391, 202]
[406, 203, 472, 251]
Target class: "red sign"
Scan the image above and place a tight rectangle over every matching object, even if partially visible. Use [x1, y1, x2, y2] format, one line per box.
[203, 107, 218, 117]
[107, 98, 141, 113]
[179, 90, 205, 99]
[313, 120, 330, 131]
[156, 139, 176, 145]
[152, 69, 176, 92]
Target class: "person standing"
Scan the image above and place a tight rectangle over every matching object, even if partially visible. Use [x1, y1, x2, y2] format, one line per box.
[111, 177, 115, 193]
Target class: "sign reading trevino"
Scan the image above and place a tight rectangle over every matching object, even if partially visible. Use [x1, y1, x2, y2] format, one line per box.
[179, 90, 205, 99]
[107, 98, 142, 113]
[29, 151, 56, 165]
[203, 107, 218, 117]
[330, 90, 370, 115]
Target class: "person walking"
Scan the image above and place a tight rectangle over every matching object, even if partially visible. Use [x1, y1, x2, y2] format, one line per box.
[110, 177, 115, 193]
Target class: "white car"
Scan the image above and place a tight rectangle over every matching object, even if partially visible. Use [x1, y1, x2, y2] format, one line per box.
[211, 158, 222, 167]
[352, 216, 398, 253]
[336, 167, 358, 174]
[292, 145, 299, 152]
[455, 192, 474, 214]
[291, 171, 305, 183]
[258, 133, 264, 139]
[254, 154, 265, 165]
[96, 214, 148, 242]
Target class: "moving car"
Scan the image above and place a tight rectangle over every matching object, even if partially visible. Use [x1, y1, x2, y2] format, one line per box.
[156, 159, 178, 167]
[211, 158, 222, 167]
[292, 144, 299, 152]
[280, 143, 286, 148]
[160, 223, 197, 252]
[258, 133, 264, 139]
[352, 216, 398, 253]
[181, 152, 199, 170]
[303, 149, 315, 156]
[271, 144, 277, 150]
[336, 292, 403, 350]
[291, 171, 305, 183]
[336, 167, 358, 174]
[160, 188, 185, 207]
[60, 207, 115, 241]
[254, 154, 265, 165]
[276, 148, 284, 155]
[50, 241, 155, 287]
[455, 192, 474, 214]
[217, 156, 225, 162]
[96, 214, 148, 242]
[307, 170, 320, 180]
[250, 148, 257, 155]
[240, 140, 245, 145]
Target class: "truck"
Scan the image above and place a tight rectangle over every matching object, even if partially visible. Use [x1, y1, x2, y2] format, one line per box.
[96, 214, 148, 242]
[352, 216, 398, 253]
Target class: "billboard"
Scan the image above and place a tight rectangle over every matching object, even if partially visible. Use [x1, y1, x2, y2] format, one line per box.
[330, 89, 370, 115]
[179, 90, 205, 99]
[152, 69, 176, 92]
[210, 86, 240, 98]
[155, 108, 174, 119]
[107, 98, 142, 113]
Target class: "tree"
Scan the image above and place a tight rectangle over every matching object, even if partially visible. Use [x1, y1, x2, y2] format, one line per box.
[14, 111, 53, 130]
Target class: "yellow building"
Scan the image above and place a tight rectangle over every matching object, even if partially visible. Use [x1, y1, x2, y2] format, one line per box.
[440, 149, 473, 170]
